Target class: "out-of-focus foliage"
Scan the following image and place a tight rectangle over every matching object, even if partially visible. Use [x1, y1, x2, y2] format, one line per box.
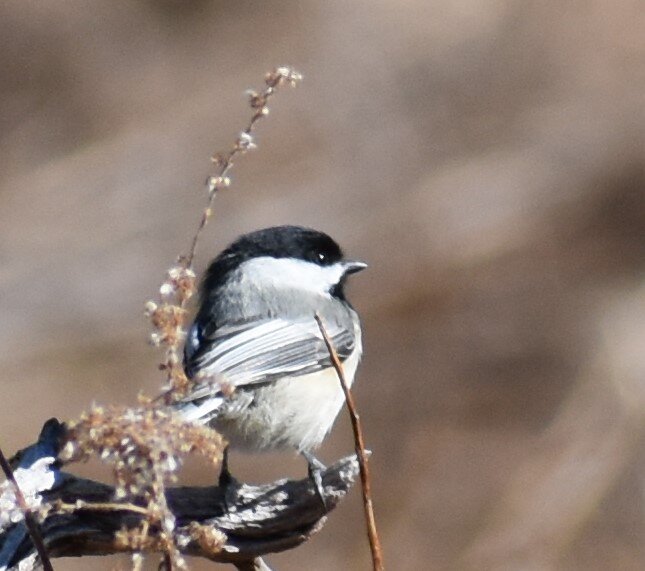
[0, 2, 643, 569]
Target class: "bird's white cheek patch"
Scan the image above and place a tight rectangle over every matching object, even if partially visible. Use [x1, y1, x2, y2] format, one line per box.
[238, 257, 345, 295]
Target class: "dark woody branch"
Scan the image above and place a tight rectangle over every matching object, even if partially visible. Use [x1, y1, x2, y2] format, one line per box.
[0, 420, 359, 570]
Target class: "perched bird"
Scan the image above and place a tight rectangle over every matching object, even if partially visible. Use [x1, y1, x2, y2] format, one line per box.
[179, 225, 366, 502]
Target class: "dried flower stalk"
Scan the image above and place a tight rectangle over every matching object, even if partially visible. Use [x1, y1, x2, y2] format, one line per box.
[148, 66, 303, 405]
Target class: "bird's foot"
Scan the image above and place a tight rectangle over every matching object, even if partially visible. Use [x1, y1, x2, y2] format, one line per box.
[218, 447, 241, 514]
[302, 451, 328, 510]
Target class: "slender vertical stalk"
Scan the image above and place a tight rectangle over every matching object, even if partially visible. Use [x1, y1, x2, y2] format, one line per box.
[315, 314, 385, 571]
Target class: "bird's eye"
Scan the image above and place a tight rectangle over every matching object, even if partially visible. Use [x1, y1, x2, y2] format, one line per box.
[317, 252, 326, 263]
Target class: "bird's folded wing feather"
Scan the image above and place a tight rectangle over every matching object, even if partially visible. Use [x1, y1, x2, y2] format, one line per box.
[181, 317, 355, 403]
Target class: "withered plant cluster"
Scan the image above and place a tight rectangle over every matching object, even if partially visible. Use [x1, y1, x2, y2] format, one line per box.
[149, 66, 303, 405]
[61, 405, 226, 569]
[0, 66, 303, 571]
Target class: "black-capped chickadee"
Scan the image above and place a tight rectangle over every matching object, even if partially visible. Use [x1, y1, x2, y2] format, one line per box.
[178, 225, 366, 501]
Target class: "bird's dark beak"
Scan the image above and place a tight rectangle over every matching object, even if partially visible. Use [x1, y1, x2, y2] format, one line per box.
[343, 260, 368, 275]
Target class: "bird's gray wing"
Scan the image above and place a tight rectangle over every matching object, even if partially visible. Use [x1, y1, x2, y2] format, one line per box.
[181, 316, 355, 403]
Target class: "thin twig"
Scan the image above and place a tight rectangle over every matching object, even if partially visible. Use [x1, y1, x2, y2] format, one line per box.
[314, 314, 384, 571]
[182, 66, 302, 269]
[133, 519, 150, 571]
[0, 445, 54, 571]
[54, 500, 150, 516]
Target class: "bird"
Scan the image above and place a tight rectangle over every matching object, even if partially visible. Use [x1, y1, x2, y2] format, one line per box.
[178, 225, 366, 504]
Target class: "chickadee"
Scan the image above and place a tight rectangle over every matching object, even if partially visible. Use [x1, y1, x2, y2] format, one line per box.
[178, 225, 366, 501]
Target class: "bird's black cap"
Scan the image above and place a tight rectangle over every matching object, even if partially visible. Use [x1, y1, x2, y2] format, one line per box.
[202, 225, 344, 294]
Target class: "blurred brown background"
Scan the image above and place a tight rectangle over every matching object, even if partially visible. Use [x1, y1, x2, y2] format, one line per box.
[1, 1, 643, 570]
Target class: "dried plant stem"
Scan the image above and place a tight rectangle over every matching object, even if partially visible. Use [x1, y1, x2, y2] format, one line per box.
[55, 500, 150, 516]
[0, 445, 54, 571]
[150, 66, 302, 405]
[134, 519, 150, 571]
[182, 66, 302, 269]
[314, 315, 384, 571]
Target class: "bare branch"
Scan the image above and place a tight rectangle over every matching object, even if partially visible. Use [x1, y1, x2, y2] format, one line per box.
[315, 314, 385, 571]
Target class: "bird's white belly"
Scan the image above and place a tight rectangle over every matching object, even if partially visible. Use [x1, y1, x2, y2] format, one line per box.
[213, 348, 360, 453]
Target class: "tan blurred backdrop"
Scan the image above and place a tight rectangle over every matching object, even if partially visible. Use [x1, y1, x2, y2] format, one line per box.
[0, 1, 643, 570]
